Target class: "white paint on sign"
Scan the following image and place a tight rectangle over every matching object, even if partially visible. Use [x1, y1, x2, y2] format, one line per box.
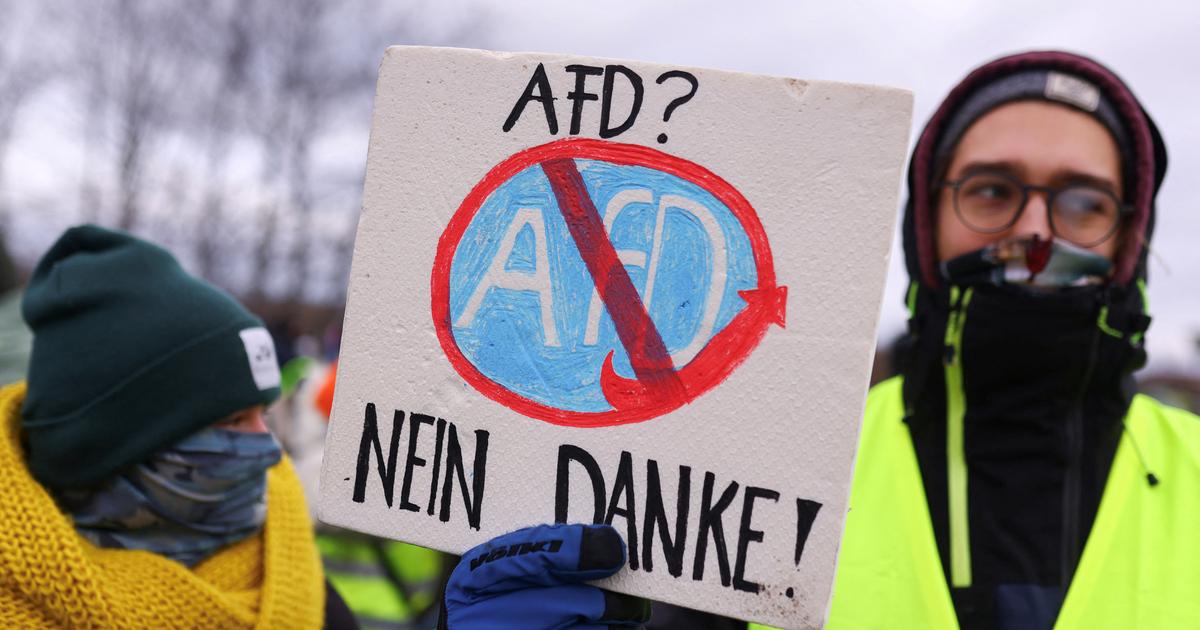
[455, 206, 561, 347]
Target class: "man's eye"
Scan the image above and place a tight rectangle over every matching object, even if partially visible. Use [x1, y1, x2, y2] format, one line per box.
[965, 182, 1014, 200]
[1057, 189, 1115, 217]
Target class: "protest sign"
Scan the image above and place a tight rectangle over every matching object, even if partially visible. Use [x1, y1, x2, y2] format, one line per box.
[319, 46, 912, 627]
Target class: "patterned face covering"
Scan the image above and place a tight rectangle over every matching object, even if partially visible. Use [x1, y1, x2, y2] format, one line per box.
[57, 426, 283, 567]
[940, 235, 1113, 289]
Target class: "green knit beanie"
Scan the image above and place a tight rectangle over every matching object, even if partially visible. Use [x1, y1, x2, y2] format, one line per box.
[20, 225, 281, 489]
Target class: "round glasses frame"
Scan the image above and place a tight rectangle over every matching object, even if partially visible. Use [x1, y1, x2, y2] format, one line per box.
[940, 172, 1132, 248]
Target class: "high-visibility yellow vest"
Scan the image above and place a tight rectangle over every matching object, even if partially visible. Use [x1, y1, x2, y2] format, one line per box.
[316, 532, 446, 630]
[751, 377, 1200, 629]
[812, 377, 1200, 630]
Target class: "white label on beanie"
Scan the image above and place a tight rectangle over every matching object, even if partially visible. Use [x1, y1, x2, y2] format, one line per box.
[239, 327, 281, 390]
[1045, 72, 1100, 112]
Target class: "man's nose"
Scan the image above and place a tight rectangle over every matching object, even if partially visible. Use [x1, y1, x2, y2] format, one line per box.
[1011, 192, 1054, 240]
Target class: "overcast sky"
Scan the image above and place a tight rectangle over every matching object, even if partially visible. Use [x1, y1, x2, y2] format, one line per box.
[457, 0, 1200, 369]
[8, 0, 1199, 369]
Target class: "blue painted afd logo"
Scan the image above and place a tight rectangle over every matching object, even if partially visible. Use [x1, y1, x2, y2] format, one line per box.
[446, 158, 760, 414]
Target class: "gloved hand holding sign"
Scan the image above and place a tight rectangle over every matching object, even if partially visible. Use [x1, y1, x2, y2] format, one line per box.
[440, 523, 650, 629]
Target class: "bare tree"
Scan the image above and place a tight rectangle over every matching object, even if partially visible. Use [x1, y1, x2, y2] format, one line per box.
[0, 1, 54, 234]
[58, 1, 196, 231]
[189, 1, 255, 280]
[5, 0, 488, 316]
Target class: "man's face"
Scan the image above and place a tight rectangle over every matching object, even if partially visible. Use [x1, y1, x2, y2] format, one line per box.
[936, 101, 1124, 262]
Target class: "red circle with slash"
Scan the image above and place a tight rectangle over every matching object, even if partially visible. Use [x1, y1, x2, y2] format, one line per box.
[431, 138, 786, 427]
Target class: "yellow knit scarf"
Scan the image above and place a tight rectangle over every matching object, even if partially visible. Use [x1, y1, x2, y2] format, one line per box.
[0, 383, 326, 629]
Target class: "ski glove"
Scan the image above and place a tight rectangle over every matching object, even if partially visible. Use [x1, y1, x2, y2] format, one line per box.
[439, 523, 650, 630]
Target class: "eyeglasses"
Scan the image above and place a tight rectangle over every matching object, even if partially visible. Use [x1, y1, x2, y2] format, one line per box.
[940, 171, 1132, 248]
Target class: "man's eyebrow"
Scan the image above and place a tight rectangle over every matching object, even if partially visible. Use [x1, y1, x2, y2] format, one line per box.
[1050, 170, 1120, 193]
[953, 161, 1120, 192]
[954, 160, 1022, 177]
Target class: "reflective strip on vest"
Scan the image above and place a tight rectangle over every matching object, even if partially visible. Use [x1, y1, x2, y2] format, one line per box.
[818, 377, 1200, 629]
[317, 534, 444, 628]
[944, 286, 973, 588]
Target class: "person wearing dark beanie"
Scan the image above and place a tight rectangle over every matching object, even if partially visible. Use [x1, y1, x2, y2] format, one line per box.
[20, 225, 282, 488]
[0, 225, 357, 629]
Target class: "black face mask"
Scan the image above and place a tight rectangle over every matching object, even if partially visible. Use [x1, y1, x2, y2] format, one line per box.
[897, 241, 1150, 628]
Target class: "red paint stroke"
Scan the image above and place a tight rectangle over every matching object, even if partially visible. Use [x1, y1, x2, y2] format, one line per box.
[431, 138, 785, 427]
[541, 158, 686, 400]
[598, 285, 787, 415]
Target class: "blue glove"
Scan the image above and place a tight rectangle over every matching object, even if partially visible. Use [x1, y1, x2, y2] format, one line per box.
[439, 523, 650, 630]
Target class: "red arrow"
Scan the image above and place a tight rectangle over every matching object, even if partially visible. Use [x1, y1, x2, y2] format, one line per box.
[599, 284, 787, 414]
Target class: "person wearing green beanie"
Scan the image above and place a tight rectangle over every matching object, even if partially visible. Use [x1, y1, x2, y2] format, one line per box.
[0, 225, 358, 628]
[20, 225, 283, 488]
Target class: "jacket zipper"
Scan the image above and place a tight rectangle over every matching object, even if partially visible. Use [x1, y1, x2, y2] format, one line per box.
[945, 285, 973, 588]
[1063, 311, 1102, 588]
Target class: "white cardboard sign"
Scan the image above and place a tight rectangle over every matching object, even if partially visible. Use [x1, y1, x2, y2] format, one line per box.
[319, 46, 912, 628]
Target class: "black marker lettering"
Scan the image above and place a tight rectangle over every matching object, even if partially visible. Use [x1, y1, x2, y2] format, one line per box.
[554, 444, 606, 524]
[399, 413, 434, 512]
[351, 404, 403, 507]
[426, 417, 446, 515]
[732, 486, 780, 593]
[606, 451, 640, 571]
[599, 65, 643, 139]
[642, 459, 691, 577]
[439, 425, 489, 530]
[503, 63, 558, 134]
[564, 64, 603, 135]
[654, 70, 699, 144]
[794, 498, 823, 566]
[692, 471, 739, 586]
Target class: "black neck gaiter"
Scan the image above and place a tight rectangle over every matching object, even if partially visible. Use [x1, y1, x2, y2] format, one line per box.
[898, 281, 1147, 630]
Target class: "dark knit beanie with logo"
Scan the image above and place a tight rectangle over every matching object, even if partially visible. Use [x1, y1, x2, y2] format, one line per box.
[20, 225, 282, 489]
